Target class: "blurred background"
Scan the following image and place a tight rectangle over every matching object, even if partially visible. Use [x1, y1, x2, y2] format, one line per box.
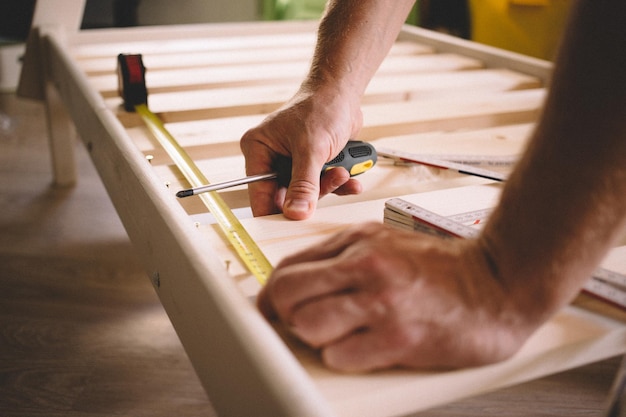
[1, 0, 571, 93]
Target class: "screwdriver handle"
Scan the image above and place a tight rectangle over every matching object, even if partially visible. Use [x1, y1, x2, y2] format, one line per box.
[274, 140, 377, 187]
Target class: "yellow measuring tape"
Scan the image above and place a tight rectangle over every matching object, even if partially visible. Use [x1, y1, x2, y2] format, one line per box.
[117, 53, 273, 283]
[135, 104, 273, 284]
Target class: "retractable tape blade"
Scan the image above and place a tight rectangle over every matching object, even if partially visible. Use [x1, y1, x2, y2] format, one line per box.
[117, 53, 273, 284]
[384, 197, 626, 310]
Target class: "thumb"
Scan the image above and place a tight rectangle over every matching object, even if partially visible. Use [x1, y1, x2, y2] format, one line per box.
[282, 158, 322, 220]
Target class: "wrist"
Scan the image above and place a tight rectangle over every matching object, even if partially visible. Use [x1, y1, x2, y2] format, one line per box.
[293, 80, 364, 141]
[474, 227, 579, 333]
[461, 238, 550, 350]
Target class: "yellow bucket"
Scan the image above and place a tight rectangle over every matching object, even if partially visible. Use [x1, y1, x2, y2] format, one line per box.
[469, 0, 572, 60]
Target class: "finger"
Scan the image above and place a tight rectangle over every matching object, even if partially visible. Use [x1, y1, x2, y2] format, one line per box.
[289, 290, 383, 348]
[320, 325, 423, 372]
[273, 185, 288, 213]
[324, 326, 503, 372]
[248, 180, 281, 217]
[318, 168, 363, 198]
[257, 283, 278, 319]
[241, 136, 283, 217]
[283, 179, 318, 220]
[330, 178, 363, 197]
[258, 226, 373, 320]
[262, 258, 354, 320]
[282, 149, 327, 220]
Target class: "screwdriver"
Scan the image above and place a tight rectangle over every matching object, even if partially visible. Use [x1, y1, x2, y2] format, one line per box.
[176, 140, 377, 198]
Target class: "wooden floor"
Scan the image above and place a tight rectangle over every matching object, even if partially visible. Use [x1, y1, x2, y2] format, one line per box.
[0, 92, 621, 416]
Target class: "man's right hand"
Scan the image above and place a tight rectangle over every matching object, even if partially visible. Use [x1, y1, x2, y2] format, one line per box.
[240, 86, 364, 220]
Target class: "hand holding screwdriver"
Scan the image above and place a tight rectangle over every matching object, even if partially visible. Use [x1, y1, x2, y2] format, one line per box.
[176, 140, 376, 198]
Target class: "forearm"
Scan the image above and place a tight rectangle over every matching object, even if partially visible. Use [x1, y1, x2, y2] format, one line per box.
[240, 0, 415, 219]
[303, 0, 416, 99]
[481, 0, 626, 322]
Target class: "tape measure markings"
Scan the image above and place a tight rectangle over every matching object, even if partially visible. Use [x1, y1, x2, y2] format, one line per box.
[135, 104, 273, 285]
[384, 198, 480, 239]
[447, 208, 494, 226]
[118, 53, 272, 285]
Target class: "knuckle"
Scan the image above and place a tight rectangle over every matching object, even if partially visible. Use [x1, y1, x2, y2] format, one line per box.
[287, 179, 319, 196]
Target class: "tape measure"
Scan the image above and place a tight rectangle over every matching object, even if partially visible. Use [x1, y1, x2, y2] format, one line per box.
[384, 197, 626, 309]
[117, 53, 273, 284]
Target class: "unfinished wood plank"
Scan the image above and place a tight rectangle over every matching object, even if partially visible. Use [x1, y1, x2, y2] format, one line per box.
[70, 20, 321, 47]
[43, 82, 78, 186]
[127, 114, 266, 157]
[113, 74, 541, 131]
[90, 53, 484, 100]
[129, 89, 542, 153]
[360, 88, 545, 140]
[82, 44, 316, 76]
[371, 123, 533, 159]
[366, 68, 540, 101]
[70, 31, 319, 59]
[122, 94, 539, 177]
[397, 24, 553, 84]
[108, 68, 539, 127]
[76, 41, 434, 76]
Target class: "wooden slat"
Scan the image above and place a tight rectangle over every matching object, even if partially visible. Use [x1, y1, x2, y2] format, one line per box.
[359, 88, 544, 139]
[123, 86, 540, 172]
[106, 68, 539, 128]
[112, 78, 542, 131]
[76, 41, 433, 75]
[70, 31, 319, 59]
[397, 24, 553, 84]
[90, 53, 484, 100]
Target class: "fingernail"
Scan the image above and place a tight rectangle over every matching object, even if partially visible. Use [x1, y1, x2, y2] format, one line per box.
[285, 198, 311, 213]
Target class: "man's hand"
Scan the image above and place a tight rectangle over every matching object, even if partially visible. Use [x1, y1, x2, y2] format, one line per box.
[241, 87, 364, 220]
[257, 223, 538, 372]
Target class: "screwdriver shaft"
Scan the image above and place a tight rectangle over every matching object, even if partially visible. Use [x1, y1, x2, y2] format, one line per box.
[176, 172, 278, 198]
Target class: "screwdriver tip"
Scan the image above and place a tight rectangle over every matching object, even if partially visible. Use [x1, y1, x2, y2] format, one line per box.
[176, 189, 193, 198]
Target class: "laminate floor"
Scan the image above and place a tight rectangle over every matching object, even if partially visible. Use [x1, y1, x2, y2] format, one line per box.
[0, 92, 620, 416]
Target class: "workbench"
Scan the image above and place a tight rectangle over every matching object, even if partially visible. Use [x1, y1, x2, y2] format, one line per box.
[19, 2, 626, 416]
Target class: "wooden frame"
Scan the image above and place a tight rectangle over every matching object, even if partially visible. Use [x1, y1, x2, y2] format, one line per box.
[20, 9, 626, 417]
